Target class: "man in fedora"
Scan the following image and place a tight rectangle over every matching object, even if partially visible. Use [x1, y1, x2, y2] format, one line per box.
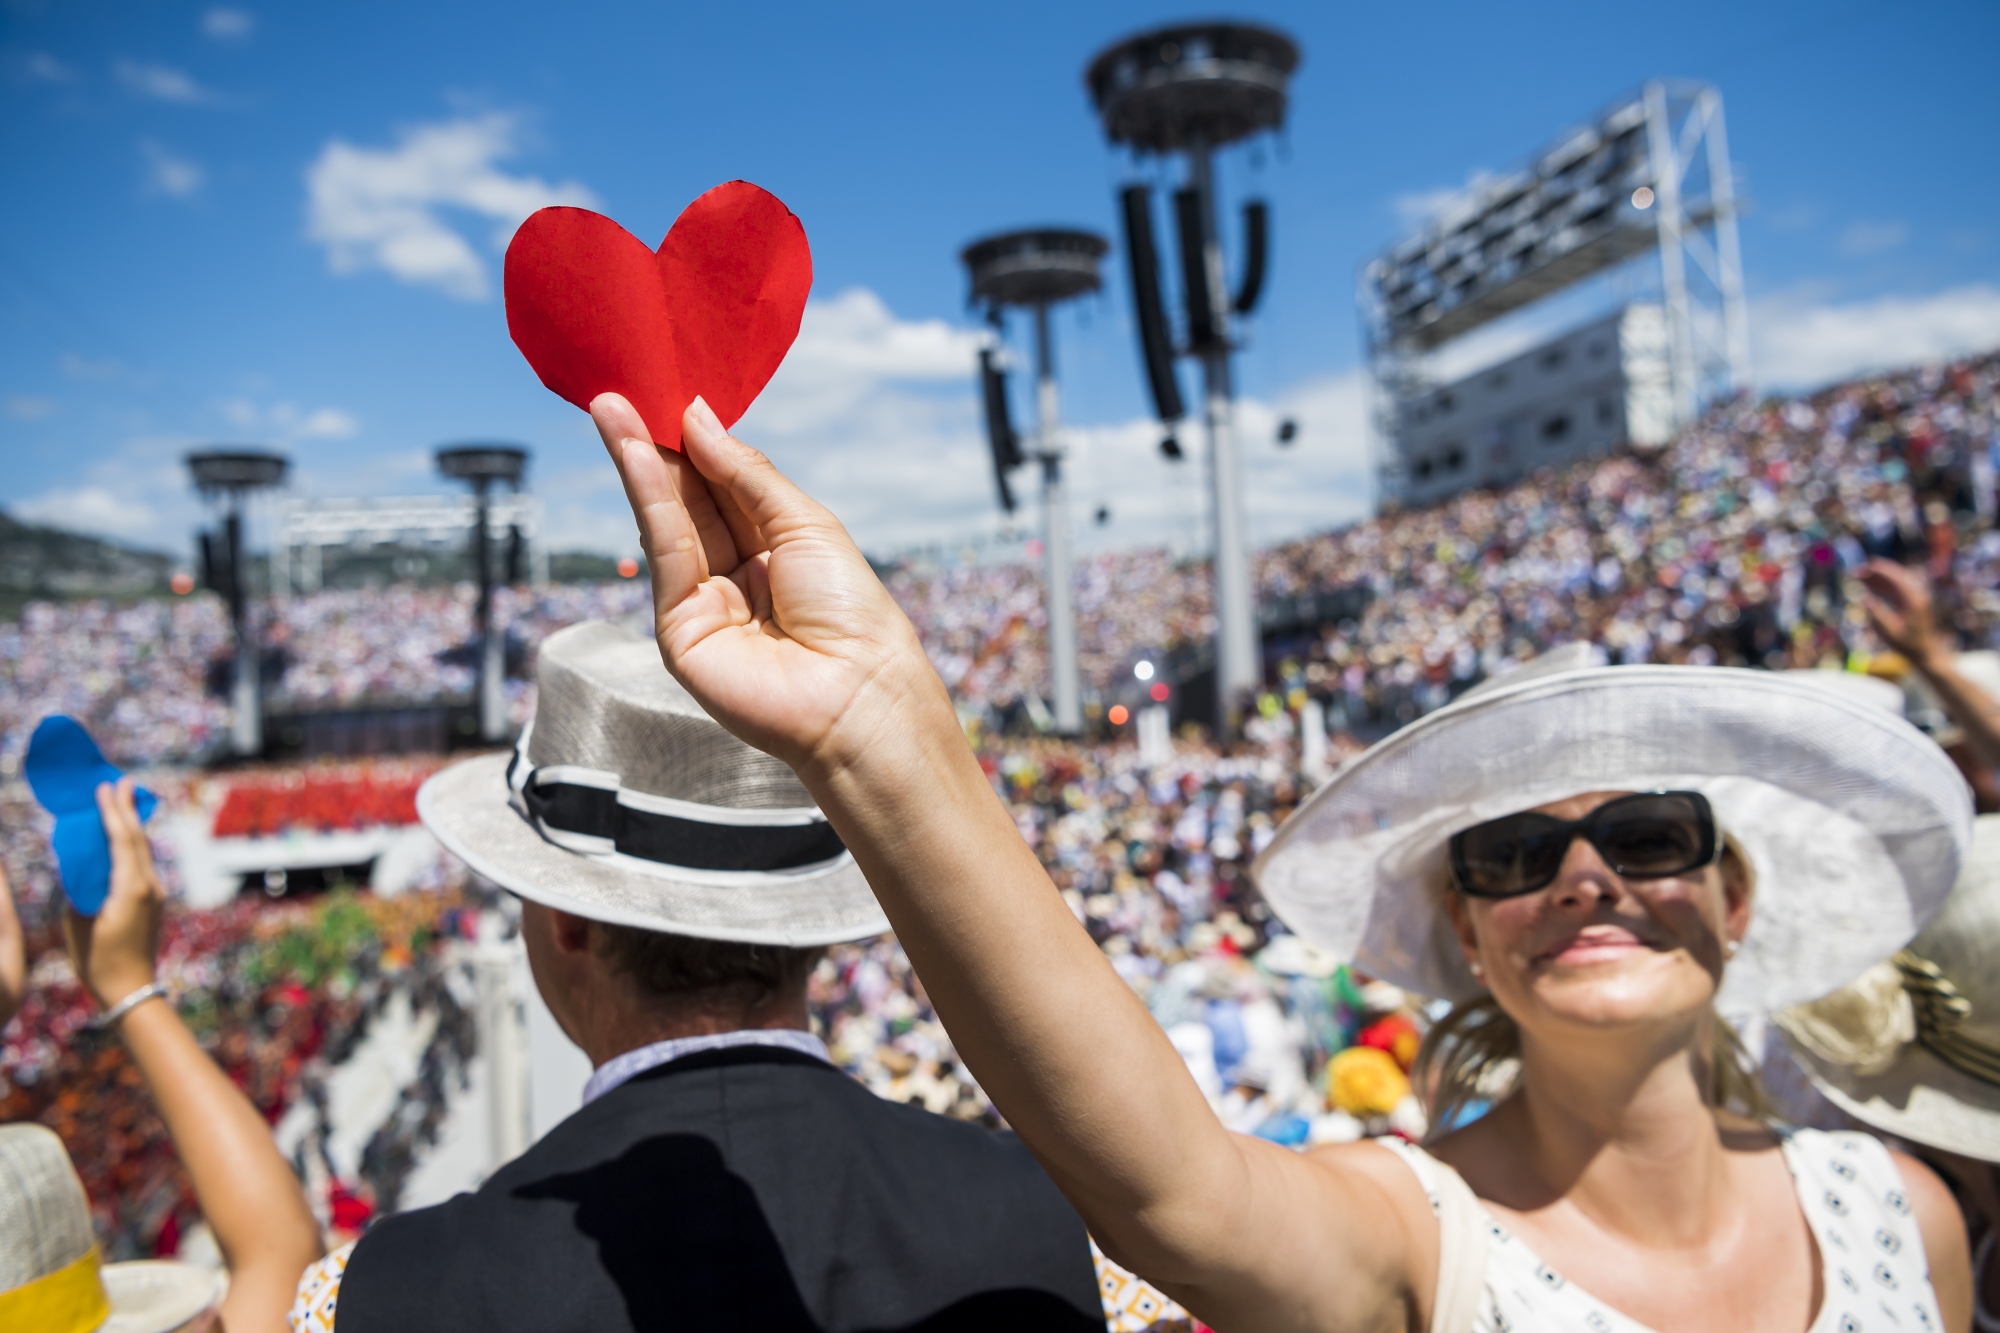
[305, 620, 1104, 1332]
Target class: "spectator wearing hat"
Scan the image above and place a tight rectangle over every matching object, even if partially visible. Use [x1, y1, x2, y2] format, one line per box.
[299, 619, 1103, 1332]
[1779, 814, 2000, 1327]
[1, 1121, 224, 1333]
[31, 778, 326, 1333]
[596, 390, 1978, 1333]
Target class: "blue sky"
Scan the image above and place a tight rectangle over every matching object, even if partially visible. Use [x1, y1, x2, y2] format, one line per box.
[3, 0, 1997, 564]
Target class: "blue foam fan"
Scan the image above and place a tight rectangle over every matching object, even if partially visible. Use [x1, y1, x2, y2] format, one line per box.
[23, 715, 157, 916]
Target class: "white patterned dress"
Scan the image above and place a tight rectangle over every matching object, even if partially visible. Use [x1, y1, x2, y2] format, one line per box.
[1382, 1127, 1945, 1333]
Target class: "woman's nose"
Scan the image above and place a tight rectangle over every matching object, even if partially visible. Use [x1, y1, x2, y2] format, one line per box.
[1546, 835, 1620, 905]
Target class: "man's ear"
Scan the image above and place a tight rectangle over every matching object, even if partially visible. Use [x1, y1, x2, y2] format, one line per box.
[549, 907, 595, 957]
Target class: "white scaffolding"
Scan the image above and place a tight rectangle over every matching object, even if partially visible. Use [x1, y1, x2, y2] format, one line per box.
[1362, 79, 1750, 505]
[273, 495, 548, 594]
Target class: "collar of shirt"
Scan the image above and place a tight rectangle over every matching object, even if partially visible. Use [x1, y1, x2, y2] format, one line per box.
[581, 1028, 832, 1105]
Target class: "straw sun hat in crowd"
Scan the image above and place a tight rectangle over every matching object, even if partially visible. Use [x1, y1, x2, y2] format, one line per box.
[1252, 661, 1974, 1015]
[1777, 813, 2000, 1162]
[417, 620, 888, 945]
[0, 1123, 223, 1333]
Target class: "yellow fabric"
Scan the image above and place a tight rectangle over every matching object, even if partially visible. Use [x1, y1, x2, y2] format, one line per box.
[0, 1247, 111, 1333]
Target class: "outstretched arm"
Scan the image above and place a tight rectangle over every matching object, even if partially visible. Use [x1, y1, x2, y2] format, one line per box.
[1862, 558, 2000, 771]
[0, 858, 23, 1030]
[592, 392, 1430, 1332]
[66, 779, 324, 1333]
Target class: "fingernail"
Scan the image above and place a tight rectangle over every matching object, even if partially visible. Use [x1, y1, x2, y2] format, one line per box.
[687, 395, 722, 435]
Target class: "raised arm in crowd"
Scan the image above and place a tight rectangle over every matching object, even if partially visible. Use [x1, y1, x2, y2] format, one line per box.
[591, 389, 1973, 1333]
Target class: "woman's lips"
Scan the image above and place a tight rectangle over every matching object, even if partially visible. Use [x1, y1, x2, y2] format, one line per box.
[1538, 928, 1654, 964]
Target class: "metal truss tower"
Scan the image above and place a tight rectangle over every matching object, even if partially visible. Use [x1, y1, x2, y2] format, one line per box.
[963, 228, 1110, 735]
[187, 449, 289, 759]
[1361, 79, 1749, 505]
[1087, 21, 1299, 733]
[437, 445, 530, 744]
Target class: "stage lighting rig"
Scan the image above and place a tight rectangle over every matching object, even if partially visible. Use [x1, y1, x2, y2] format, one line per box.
[436, 444, 529, 744]
[1088, 20, 1298, 734]
[186, 449, 289, 759]
[961, 226, 1108, 736]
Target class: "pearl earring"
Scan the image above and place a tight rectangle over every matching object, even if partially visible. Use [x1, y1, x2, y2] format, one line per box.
[1723, 940, 1740, 958]
[1469, 959, 1485, 979]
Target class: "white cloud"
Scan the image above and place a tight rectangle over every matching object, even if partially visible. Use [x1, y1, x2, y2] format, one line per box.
[5, 395, 57, 421]
[202, 8, 255, 40]
[60, 353, 127, 381]
[24, 53, 75, 83]
[1752, 284, 2000, 390]
[219, 398, 359, 439]
[14, 485, 159, 537]
[140, 139, 205, 199]
[718, 289, 1373, 557]
[114, 60, 220, 105]
[1837, 220, 1908, 257]
[305, 112, 595, 301]
[1391, 170, 1500, 231]
[1392, 187, 1462, 228]
[295, 407, 359, 438]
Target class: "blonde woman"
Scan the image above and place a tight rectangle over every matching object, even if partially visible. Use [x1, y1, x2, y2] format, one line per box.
[595, 390, 1976, 1333]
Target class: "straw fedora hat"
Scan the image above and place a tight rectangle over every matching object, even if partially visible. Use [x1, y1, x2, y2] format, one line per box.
[1252, 663, 1973, 1012]
[0, 1123, 224, 1333]
[418, 620, 888, 945]
[1776, 814, 2000, 1161]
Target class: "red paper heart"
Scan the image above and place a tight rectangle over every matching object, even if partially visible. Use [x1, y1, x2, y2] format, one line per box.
[503, 181, 812, 447]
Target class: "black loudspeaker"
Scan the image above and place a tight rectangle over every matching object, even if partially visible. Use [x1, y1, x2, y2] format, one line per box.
[1173, 187, 1218, 351]
[979, 347, 1020, 513]
[1233, 200, 1268, 315]
[198, 529, 230, 599]
[1118, 185, 1185, 423]
[505, 524, 525, 584]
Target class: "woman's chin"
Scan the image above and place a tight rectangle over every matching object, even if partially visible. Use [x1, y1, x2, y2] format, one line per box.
[1519, 952, 1716, 1028]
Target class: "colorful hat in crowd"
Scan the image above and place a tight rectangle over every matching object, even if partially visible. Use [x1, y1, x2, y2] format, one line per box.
[1251, 659, 1973, 1014]
[23, 715, 156, 917]
[0, 1123, 223, 1333]
[418, 620, 887, 945]
[1777, 814, 2000, 1162]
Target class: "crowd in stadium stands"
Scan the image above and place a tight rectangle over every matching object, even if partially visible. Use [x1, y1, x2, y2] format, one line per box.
[0, 772, 480, 1258]
[4, 352, 1993, 779]
[893, 351, 2000, 729]
[0, 351, 1995, 1289]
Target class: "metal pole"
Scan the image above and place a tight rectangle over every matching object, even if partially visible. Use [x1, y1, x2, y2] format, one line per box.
[1189, 143, 1260, 731]
[1702, 87, 1752, 395]
[227, 503, 262, 758]
[475, 482, 506, 742]
[1035, 303, 1083, 736]
[1645, 81, 1698, 429]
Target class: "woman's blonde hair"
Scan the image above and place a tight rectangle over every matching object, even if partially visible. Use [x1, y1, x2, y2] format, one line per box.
[1413, 837, 1772, 1138]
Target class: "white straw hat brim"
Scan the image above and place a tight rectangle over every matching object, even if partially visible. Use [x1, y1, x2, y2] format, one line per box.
[101, 1260, 224, 1333]
[1252, 665, 1972, 1010]
[418, 752, 889, 946]
[1785, 1038, 2000, 1163]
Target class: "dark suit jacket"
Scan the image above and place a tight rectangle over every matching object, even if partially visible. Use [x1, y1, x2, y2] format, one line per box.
[336, 1046, 1105, 1331]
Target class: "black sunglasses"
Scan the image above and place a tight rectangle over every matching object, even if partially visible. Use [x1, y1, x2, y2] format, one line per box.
[1449, 790, 1718, 899]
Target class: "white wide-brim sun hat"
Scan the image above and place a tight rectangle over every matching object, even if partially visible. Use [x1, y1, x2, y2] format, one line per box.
[1252, 664, 1974, 1013]
[418, 621, 888, 946]
[1779, 814, 2000, 1161]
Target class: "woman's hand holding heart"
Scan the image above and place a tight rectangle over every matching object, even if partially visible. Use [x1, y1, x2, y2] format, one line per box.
[589, 391, 948, 783]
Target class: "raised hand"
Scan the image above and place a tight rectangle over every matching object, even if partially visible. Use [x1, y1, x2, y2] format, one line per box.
[63, 777, 164, 1011]
[1859, 557, 1941, 667]
[590, 391, 943, 773]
